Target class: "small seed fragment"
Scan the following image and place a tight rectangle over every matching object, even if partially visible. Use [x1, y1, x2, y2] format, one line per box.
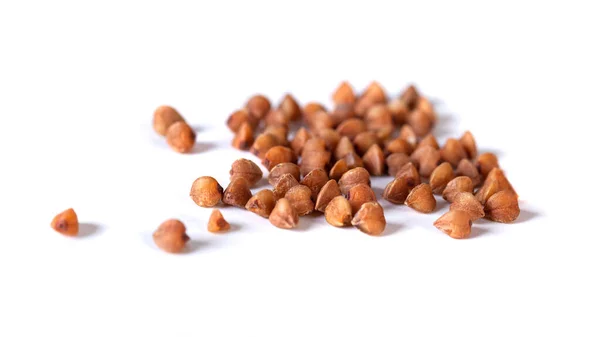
[231, 122, 255, 150]
[362, 144, 385, 176]
[347, 183, 377, 214]
[250, 133, 278, 159]
[273, 173, 300, 199]
[269, 198, 299, 229]
[383, 177, 410, 204]
[227, 109, 258, 133]
[336, 118, 367, 140]
[268, 163, 301, 186]
[484, 190, 520, 223]
[339, 167, 371, 195]
[285, 185, 315, 216]
[324, 196, 353, 227]
[434, 210, 472, 239]
[222, 177, 252, 208]
[456, 158, 481, 186]
[459, 131, 477, 159]
[153, 105, 184, 136]
[246, 94, 271, 120]
[166, 121, 196, 153]
[450, 192, 485, 221]
[301, 168, 329, 201]
[230, 158, 263, 187]
[395, 162, 421, 189]
[476, 152, 499, 178]
[442, 176, 474, 203]
[190, 176, 224, 207]
[440, 138, 468, 167]
[315, 179, 342, 212]
[290, 127, 312, 156]
[50, 208, 79, 236]
[410, 145, 440, 177]
[406, 183, 436, 213]
[329, 159, 350, 181]
[153, 219, 190, 253]
[386, 153, 411, 177]
[333, 81, 356, 105]
[262, 146, 297, 171]
[207, 209, 231, 233]
[351, 202, 386, 236]
[245, 189, 277, 218]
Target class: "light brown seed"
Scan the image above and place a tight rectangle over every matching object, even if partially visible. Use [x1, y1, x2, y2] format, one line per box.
[190, 176, 224, 207]
[336, 118, 367, 140]
[230, 158, 263, 187]
[290, 127, 312, 156]
[410, 145, 440, 178]
[406, 183, 436, 213]
[166, 121, 196, 153]
[456, 158, 481, 186]
[223, 177, 252, 208]
[416, 96, 437, 124]
[459, 131, 477, 159]
[301, 168, 329, 201]
[386, 153, 411, 177]
[299, 151, 331, 177]
[153, 105, 184, 136]
[442, 176, 474, 202]
[207, 209, 231, 233]
[268, 163, 301, 186]
[335, 136, 355, 160]
[315, 179, 342, 212]
[353, 131, 379, 156]
[246, 94, 271, 120]
[331, 104, 355, 127]
[227, 109, 258, 133]
[153, 219, 190, 253]
[484, 190, 520, 223]
[329, 158, 350, 181]
[434, 210, 472, 239]
[332, 81, 356, 105]
[388, 98, 409, 124]
[262, 145, 297, 171]
[416, 134, 439, 150]
[450, 192, 485, 221]
[383, 177, 410, 204]
[476, 152, 500, 179]
[399, 124, 417, 145]
[408, 109, 433, 137]
[347, 183, 377, 214]
[362, 81, 387, 103]
[269, 198, 299, 229]
[429, 162, 455, 194]
[263, 125, 289, 146]
[325, 196, 353, 227]
[400, 84, 419, 110]
[339, 167, 371, 195]
[351, 202, 386, 236]
[231, 122, 254, 150]
[273, 173, 300, 199]
[316, 128, 342, 151]
[440, 138, 468, 167]
[250, 133, 278, 159]
[278, 94, 301, 121]
[385, 138, 414, 156]
[264, 109, 290, 127]
[245, 189, 276, 218]
[285, 185, 315, 216]
[395, 162, 421, 189]
[365, 104, 393, 131]
[362, 144, 385, 176]
[310, 111, 334, 131]
[50, 208, 79, 236]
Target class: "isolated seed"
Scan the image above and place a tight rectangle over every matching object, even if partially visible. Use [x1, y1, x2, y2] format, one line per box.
[264, 125, 289, 146]
[408, 109, 433, 137]
[153, 219, 190, 253]
[190, 176, 224, 207]
[410, 145, 440, 178]
[246, 94, 271, 120]
[263, 146, 297, 171]
[245, 189, 276, 218]
[362, 144, 385, 176]
[383, 177, 410, 204]
[416, 134, 439, 150]
[385, 138, 413, 156]
[429, 162, 455, 194]
[400, 84, 419, 109]
[290, 127, 312, 156]
[442, 176, 474, 202]
[232, 122, 254, 150]
[316, 128, 342, 151]
[347, 183, 377, 214]
[325, 196, 353, 227]
[335, 136, 355, 160]
[406, 183, 436, 213]
[388, 98, 409, 124]
[434, 210, 472, 239]
[153, 105, 184, 136]
[250, 133, 278, 159]
[339, 167, 371, 195]
[230, 158, 263, 187]
[395, 162, 421, 189]
[351, 202, 386, 236]
[315, 179, 342, 212]
[399, 124, 417, 145]
[336, 118, 367, 140]
[440, 138, 468, 167]
[166, 121, 196, 153]
[208, 209, 231, 233]
[285, 185, 315, 216]
[268, 163, 301, 186]
[333, 81, 356, 105]
[456, 159, 481, 186]
[484, 190, 520, 223]
[331, 104, 355, 126]
[353, 131, 379, 155]
[273, 173, 300, 199]
[386, 153, 411, 177]
[50, 208, 79, 236]
[459, 131, 477, 159]
[301, 168, 329, 201]
[365, 104, 393, 131]
[450, 192, 485, 221]
[278, 94, 301, 121]
[227, 109, 258, 133]
[269, 198, 299, 229]
[223, 177, 252, 208]
[476, 152, 500, 178]
[329, 158, 350, 180]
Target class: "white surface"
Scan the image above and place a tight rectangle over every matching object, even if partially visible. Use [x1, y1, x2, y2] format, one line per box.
[0, 1, 598, 336]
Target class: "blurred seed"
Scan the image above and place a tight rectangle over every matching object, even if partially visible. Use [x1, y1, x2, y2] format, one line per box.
[335, 136, 355, 160]
[302, 138, 327, 153]
[351, 202, 386, 236]
[333, 81, 356, 105]
[264, 125, 289, 146]
[226, 109, 258, 133]
[190, 176, 224, 207]
[400, 84, 419, 110]
[339, 167, 371, 195]
[329, 159, 350, 180]
[353, 131, 379, 155]
[246, 94, 271, 120]
[304, 102, 327, 116]
[223, 177, 252, 208]
[343, 152, 364, 169]
[245, 189, 276, 218]
[310, 111, 334, 131]
[207, 209, 231, 233]
[299, 150, 331, 176]
[325, 196, 353, 227]
[385, 138, 414, 156]
[442, 176, 474, 202]
[399, 124, 417, 145]
[395, 162, 421, 189]
[331, 104, 355, 126]
[301, 168, 329, 201]
[166, 121, 196, 153]
[230, 158, 263, 187]
[434, 210, 472, 239]
[354, 95, 378, 118]
[383, 177, 410, 204]
[440, 138, 468, 167]
[347, 183, 377, 214]
[386, 153, 411, 177]
[316, 128, 341, 151]
[269, 198, 299, 229]
[285, 185, 315, 216]
[408, 109, 433, 137]
[273, 173, 300, 199]
[336, 118, 367, 140]
[250, 133, 278, 159]
[450, 192, 485, 221]
[410, 145, 440, 178]
[50, 208, 79, 236]
[153, 219, 189, 253]
[290, 127, 312, 156]
[388, 98, 409, 124]
[232, 122, 254, 150]
[415, 96, 437, 124]
[365, 104, 393, 131]
[362, 81, 387, 103]
[459, 131, 477, 159]
[315, 179, 342, 212]
[416, 134, 439, 150]
[278, 94, 301, 121]
[374, 126, 394, 143]
[362, 144, 385, 176]
[476, 152, 499, 178]
[264, 109, 290, 127]
[430, 162, 455, 194]
[268, 163, 301, 186]
[405, 183, 436, 213]
[484, 190, 520, 223]
[263, 145, 297, 171]
[153, 105, 184, 136]
[456, 158, 481, 186]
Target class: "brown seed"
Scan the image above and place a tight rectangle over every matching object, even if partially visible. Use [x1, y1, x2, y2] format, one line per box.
[459, 131, 477, 159]
[408, 109, 433, 137]
[440, 138, 468, 167]
[416, 96, 437, 123]
[405, 183, 436, 213]
[227, 109, 258, 133]
[232, 122, 255, 150]
[301, 138, 327, 153]
[273, 173, 300, 199]
[476, 168, 517, 204]
[269, 198, 299, 229]
[264, 109, 290, 127]
[388, 98, 409, 124]
[475, 179, 499, 205]
[316, 128, 342, 151]
[262, 146, 297, 171]
[153, 219, 190, 253]
[50, 208, 79, 236]
[339, 167, 371, 195]
[383, 177, 410, 204]
[290, 127, 312, 156]
[434, 210, 472, 239]
[153, 105, 184, 136]
[166, 121, 196, 153]
[385, 138, 413, 156]
[484, 190, 520, 223]
[410, 145, 440, 178]
[353, 131, 379, 156]
[351, 202, 386, 236]
[362, 144, 385, 176]
[285, 185, 315, 216]
[310, 111, 334, 131]
[374, 126, 394, 143]
[416, 134, 439, 150]
[347, 183, 377, 214]
[303, 102, 327, 116]
[268, 163, 301, 186]
[207, 209, 231, 233]
[278, 94, 301, 121]
[230, 158, 263, 187]
[329, 158, 350, 180]
[250, 133, 278, 159]
[331, 104, 355, 127]
[399, 124, 417, 145]
[362, 81, 387, 104]
[343, 152, 364, 169]
[386, 153, 411, 177]
[245, 189, 276, 218]
[300, 168, 329, 201]
[476, 152, 499, 178]
[264, 125, 289, 146]
[450, 192, 485, 221]
[246, 94, 271, 120]
[456, 158, 481, 186]
[395, 162, 421, 189]
[223, 177, 252, 208]
[332, 81, 356, 105]
[325, 196, 353, 227]
[336, 118, 367, 140]
[400, 84, 419, 110]
[315, 179, 342, 212]
[429, 162, 455, 194]
[335, 136, 355, 160]
[299, 150, 331, 176]
[190, 176, 224, 207]
[442, 176, 474, 203]
[354, 95, 378, 118]
[365, 104, 393, 131]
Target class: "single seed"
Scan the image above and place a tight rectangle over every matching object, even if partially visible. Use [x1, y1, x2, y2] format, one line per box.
[351, 202, 386, 236]
[230, 158, 263, 187]
[450, 192, 485, 221]
[399, 124, 417, 145]
[207, 209, 231, 233]
[353, 131, 379, 155]
[316, 128, 342, 151]
[442, 176, 474, 203]
[324, 196, 352, 227]
[262, 145, 297, 171]
[166, 121, 196, 153]
[264, 109, 290, 127]
[429, 162, 455, 194]
[347, 183, 377, 214]
[385, 138, 414, 156]
[339, 167, 371, 195]
[190, 176, 224, 207]
[383, 177, 410, 204]
[285, 185, 315, 216]
[231, 122, 255, 150]
[388, 98, 409, 124]
[250, 133, 278, 159]
[362, 144, 385, 176]
[374, 126, 394, 143]
[476, 152, 500, 179]
[440, 138, 468, 167]
[362, 81, 387, 104]
[456, 158, 481, 186]
[269, 198, 299, 229]
[153, 105, 184, 136]
[300, 168, 329, 201]
[336, 118, 367, 140]
[227, 108, 258, 133]
[290, 127, 312, 156]
[484, 190, 520, 223]
[264, 125, 289, 146]
[400, 84, 419, 110]
[245, 189, 276, 218]
[416, 134, 439, 150]
[332, 81, 356, 105]
[408, 109, 433, 137]
[459, 131, 477, 159]
[50, 208, 79, 236]
[303, 102, 327, 116]
[395, 162, 421, 189]
[335, 136, 355, 160]
[273, 173, 300, 199]
[329, 159, 350, 181]
[343, 152, 364, 169]
[246, 94, 271, 120]
[331, 104, 355, 126]
[315, 179, 342, 212]
[299, 151, 331, 177]
[354, 95, 378, 118]
[365, 104, 393, 131]
[416, 96, 437, 124]
[302, 138, 327, 153]
[268, 163, 301, 186]
[386, 153, 411, 177]
[278, 94, 302, 121]
[406, 183, 436, 213]
[434, 210, 472, 239]
[222, 177, 252, 208]
[475, 179, 499, 205]
[309, 111, 334, 131]
[410, 145, 440, 177]
[153, 219, 190, 253]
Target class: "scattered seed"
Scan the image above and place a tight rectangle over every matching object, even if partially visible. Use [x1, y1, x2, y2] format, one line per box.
[476, 167, 517, 204]
[434, 210, 472, 239]
[334, 136, 354, 160]
[416, 96, 437, 124]
[265, 109, 290, 127]
[383, 177, 410, 204]
[303, 102, 327, 116]
[264, 125, 289, 146]
[50, 208, 79, 236]
[316, 128, 342, 151]
[223, 177, 252, 208]
[353, 131, 379, 155]
[208, 209, 231, 233]
[395, 162, 421, 189]
[484, 190, 520, 223]
[231, 122, 255, 150]
[362, 81, 387, 104]
[273, 173, 300, 199]
[190, 176, 224, 207]
[300, 168, 329, 201]
[269, 198, 299, 229]
[262, 145, 297, 171]
[230, 158, 263, 187]
[324, 196, 352, 227]
[400, 84, 419, 109]
[351, 202, 386, 236]
[406, 183, 436, 213]
[365, 104, 393, 131]
[385, 138, 414, 156]
[416, 134, 439, 150]
[442, 176, 474, 203]
[408, 109, 433, 137]
[290, 127, 312, 156]
[153, 219, 190, 253]
[399, 124, 417, 145]
[362, 144, 385, 176]
[299, 150, 331, 176]
[331, 104, 356, 127]
[339, 167, 371, 195]
[246, 189, 276, 218]
[315, 179, 342, 212]
[449, 192, 485, 221]
[153, 105, 184, 136]
[429, 162, 455, 194]
[166, 121, 196, 153]
[343, 152, 364, 169]
[285, 185, 314, 216]
[278, 94, 302, 121]
[268, 163, 301, 186]
[388, 98, 409, 124]
[347, 183, 377, 214]
[309, 111, 334, 131]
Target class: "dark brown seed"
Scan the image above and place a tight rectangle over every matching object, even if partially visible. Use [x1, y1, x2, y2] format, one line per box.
[230, 158, 263, 187]
[351, 202, 386, 236]
[395, 162, 421, 189]
[434, 210, 472, 239]
[290, 127, 312, 156]
[273, 173, 300, 200]
[50, 208, 79, 236]
[223, 177, 252, 208]
[408, 109, 433, 137]
[385, 138, 414, 156]
[315, 179, 342, 212]
[383, 177, 410, 204]
[386, 153, 411, 177]
[388, 98, 409, 124]
[246, 94, 271, 120]
[332, 81, 356, 105]
[316, 128, 342, 151]
[476, 152, 500, 179]
[459, 131, 477, 159]
[336, 118, 367, 140]
[335, 136, 355, 160]
[399, 124, 417, 145]
[231, 122, 255, 150]
[285, 185, 315, 216]
[262, 146, 297, 171]
[442, 176, 474, 203]
[324, 196, 353, 227]
[410, 145, 440, 178]
[227, 109, 258, 133]
[484, 190, 520, 223]
[153, 105, 185, 136]
[339, 167, 371, 195]
[269, 198, 299, 229]
[153, 219, 190, 253]
[278, 94, 301, 121]
[250, 133, 278, 159]
[166, 121, 196, 153]
[245, 189, 276, 218]
[301, 168, 329, 201]
[329, 159, 350, 181]
[456, 159, 481, 186]
[190, 176, 224, 207]
[450, 192, 485, 221]
[268, 163, 301, 186]
[353, 131, 379, 156]
[429, 162, 455, 194]
[207, 209, 231, 233]
[400, 84, 419, 109]
[347, 183, 377, 214]
[440, 138, 468, 167]
[406, 183, 436, 213]
[362, 144, 385, 176]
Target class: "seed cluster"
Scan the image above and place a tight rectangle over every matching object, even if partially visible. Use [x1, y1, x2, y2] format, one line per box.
[153, 105, 196, 153]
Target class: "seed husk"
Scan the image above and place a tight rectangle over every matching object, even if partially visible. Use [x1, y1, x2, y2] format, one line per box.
[347, 183, 377, 214]
[166, 121, 196, 153]
[476, 152, 500, 179]
[231, 122, 255, 150]
[339, 167, 371, 195]
[395, 162, 421, 189]
[299, 150, 331, 176]
[383, 177, 410, 204]
[223, 177, 252, 208]
[290, 127, 312, 156]
[269, 198, 299, 229]
[442, 176, 474, 203]
[336, 118, 367, 140]
[351, 202, 386, 236]
[50, 208, 79, 236]
[400, 84, 419, 110]
[362, 144, 385, 176]
[324, 196, 352, 227]
[331, 104, 356, 127]
[399, 124, 417, 145]
[385, 138, 414, 156]
[300, 168, 329, 201]
[250, 133, 278, 159]
[246, 94, 271, 120]
[273, 173, 300, 200]
[278, 94, 301, 121]
[245, 189, 276, 218]
[230, 158, 263, 187]
[408, 109, 433, 137]
[332, 81, 356, 105]
[410, 145, 440, 178]
[434, 210, 472, 239]
[329, 159, 350, 181]
[456, 158, 481, 186]
[386, 153, 411, 177]
[285, 185, 315, 216]
[227, 108, 258, 133]
[416, 134, 439, 150]
[450, 192, 485, 221]
[153, 219, 190, 253]
[429, 162, 455, 194]
[315, 179, 342, 212]
[388, 98, 409, 124]
[459, 131, 477, 159]
[335, 136, 355, 160]
[190, 176, 224, 207]
[406, 183, 436, 213]
[440, 138, 468, 167]
[153, 105, 185, 136]
[207, 209, 231, 233]
[262, 145, 297, 171]
[268, 163, 301, 186]
[353, 131, 379, 156]
[484, 190, 520, 223]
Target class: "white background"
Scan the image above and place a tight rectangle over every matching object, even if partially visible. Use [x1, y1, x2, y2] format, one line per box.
[1, 1, 598, 336]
